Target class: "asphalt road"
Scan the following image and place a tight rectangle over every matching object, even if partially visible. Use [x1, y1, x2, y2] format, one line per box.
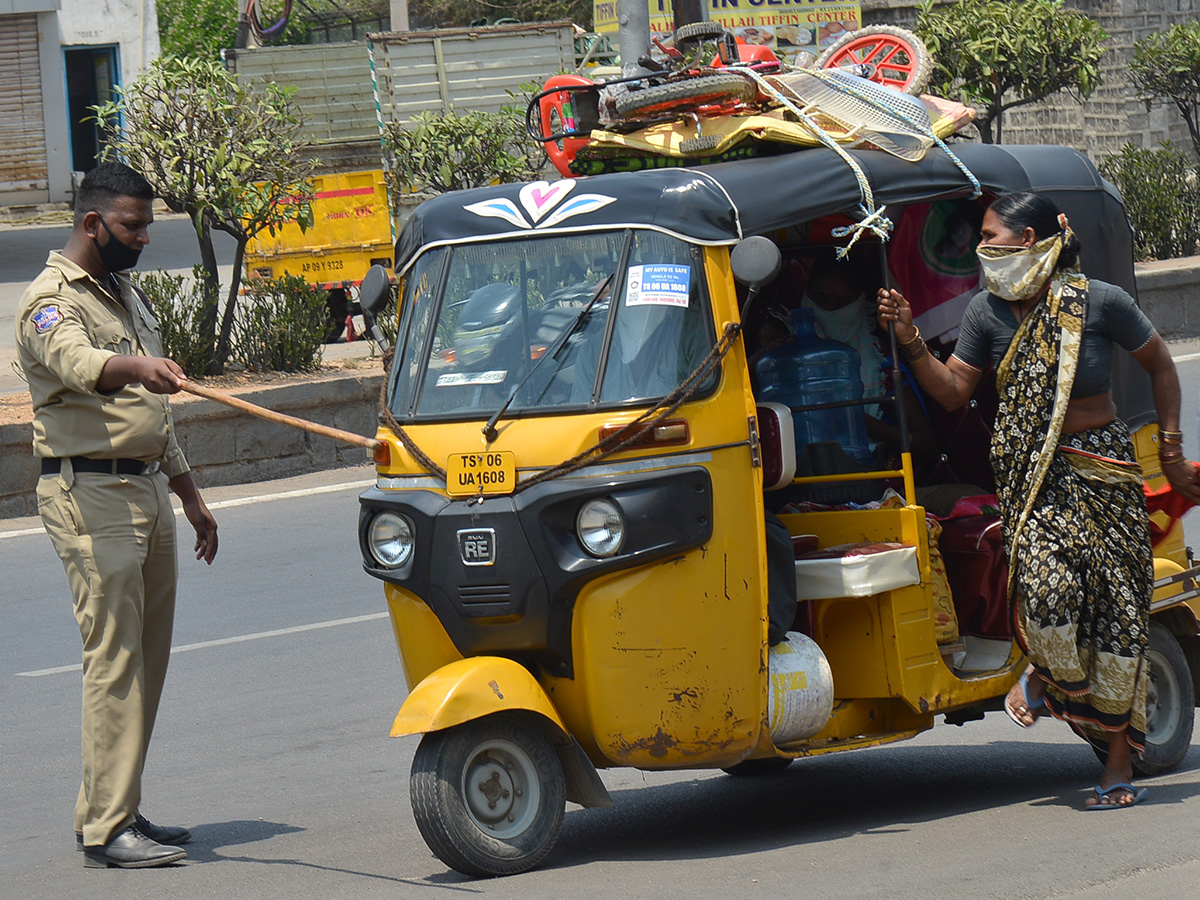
[3, 467, 1200, 899]
[0, 215, 238, 286]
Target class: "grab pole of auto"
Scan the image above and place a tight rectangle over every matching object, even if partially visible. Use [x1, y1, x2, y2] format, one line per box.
[876, 241, 917, 505]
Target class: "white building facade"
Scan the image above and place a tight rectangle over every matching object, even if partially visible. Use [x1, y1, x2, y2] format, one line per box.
[1, 0, 160, 205]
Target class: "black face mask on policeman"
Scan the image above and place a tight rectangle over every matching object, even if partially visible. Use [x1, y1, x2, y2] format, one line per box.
[92, 214, 143, 272]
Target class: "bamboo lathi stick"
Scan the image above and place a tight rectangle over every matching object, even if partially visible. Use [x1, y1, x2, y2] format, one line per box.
[179, 380, 381, 451]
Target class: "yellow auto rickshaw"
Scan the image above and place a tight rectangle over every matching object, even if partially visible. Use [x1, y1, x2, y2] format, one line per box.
[355, 143, 1200, 877]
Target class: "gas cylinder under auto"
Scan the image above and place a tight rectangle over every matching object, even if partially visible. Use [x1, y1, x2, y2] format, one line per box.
[767, 632, 835, 744]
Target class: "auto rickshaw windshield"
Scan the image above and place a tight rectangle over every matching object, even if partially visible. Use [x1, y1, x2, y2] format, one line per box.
[386, 230, 717, 419]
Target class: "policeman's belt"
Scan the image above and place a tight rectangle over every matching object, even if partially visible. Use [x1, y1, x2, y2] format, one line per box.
[41, 457, 160, 476]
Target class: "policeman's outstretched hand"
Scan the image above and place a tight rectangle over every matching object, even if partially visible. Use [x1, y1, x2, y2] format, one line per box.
[138, 357, 186, 394]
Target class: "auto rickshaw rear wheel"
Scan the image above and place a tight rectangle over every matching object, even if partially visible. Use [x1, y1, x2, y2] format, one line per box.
[410, 712, 566, 877]
[1088, 620, 1195, 777]
[1133, 621, 1194, 776]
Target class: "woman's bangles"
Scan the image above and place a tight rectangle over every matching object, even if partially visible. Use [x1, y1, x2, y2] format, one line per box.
[897, 325, 928, 362]
[1159, 429, 1187, 466]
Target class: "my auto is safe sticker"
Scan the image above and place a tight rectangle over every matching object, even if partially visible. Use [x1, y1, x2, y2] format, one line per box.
[625, 264, 690, 308]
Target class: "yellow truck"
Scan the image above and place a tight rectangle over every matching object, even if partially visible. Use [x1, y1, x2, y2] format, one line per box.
[243, 169, 394, 341]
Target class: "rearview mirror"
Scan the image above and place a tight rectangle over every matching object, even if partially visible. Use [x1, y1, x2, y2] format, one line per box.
[730, 236, 782, 290]
[359, 264, 391, 317]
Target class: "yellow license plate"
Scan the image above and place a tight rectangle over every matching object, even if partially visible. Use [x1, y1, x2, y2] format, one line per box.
[446, 450, 516, 497]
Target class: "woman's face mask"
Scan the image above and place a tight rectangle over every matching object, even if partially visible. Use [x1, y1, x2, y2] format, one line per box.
[975, 213, 1073, 303]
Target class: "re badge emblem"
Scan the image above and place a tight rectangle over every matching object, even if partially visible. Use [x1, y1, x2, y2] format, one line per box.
[457, 528, 496, 566]
[32, 305, 63, 334]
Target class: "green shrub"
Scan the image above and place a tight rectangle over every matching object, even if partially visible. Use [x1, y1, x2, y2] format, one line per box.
[1098, 142, 1200, 261]
[234, 274, 328, 373]
[134, 266, 217, 377]
[383, 106, 544, 201]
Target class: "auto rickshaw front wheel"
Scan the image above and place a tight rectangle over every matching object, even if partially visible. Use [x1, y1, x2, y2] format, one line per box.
[1088, 621, 1195, 777]
[410, 711, 566, 877]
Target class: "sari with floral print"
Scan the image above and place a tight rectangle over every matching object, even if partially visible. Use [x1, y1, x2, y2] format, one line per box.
[990, 273, 1151, 751]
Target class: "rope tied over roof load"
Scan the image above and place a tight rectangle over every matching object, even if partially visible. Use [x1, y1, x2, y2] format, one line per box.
[733, 63, 981, 256]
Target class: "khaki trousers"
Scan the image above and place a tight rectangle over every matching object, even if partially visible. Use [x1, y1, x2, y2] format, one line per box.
[37, 465, 177, 847]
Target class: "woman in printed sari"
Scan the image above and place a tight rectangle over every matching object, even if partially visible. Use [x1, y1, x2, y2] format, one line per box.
[876, 191, 1200, 810]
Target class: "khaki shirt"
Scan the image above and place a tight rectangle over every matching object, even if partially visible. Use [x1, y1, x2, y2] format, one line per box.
[15, 251, 190, 478]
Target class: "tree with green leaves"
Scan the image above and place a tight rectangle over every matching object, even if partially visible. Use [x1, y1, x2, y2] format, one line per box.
[157, 0, 239, 58]
[157, 0, 390, 58]
[915, 0, 1108, 144]
[94, 55, 316, 375]
[157, 0, 591, 58]
[1131, 20, 1200, 161]
[383, 106, 544, 200]
[408, 0, 591, 29]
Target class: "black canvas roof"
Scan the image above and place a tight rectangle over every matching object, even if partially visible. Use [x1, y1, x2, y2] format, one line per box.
[395, 143, 1133, 292]
[393, 142, 1149, 425]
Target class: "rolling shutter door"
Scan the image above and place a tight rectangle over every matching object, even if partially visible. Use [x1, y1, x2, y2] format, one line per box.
[0, 14, 49, 193]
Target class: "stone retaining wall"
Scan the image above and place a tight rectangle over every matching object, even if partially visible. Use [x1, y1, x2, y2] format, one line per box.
[0, 371, 385, 519]
[3, 257, 1199, 519]
[1135, 257, 1200, 341]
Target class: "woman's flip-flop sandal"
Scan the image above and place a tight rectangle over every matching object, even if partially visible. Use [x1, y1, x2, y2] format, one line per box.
[1087, 782, 1149, 810]
[1003, 672, 1045, 728]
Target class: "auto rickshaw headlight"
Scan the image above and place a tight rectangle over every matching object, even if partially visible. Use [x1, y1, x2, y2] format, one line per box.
[368, 511, 415, 568]
[576, 498, 625, 558]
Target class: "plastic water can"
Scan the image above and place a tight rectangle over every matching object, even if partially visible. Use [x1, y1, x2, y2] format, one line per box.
[755, 307, 872, 465]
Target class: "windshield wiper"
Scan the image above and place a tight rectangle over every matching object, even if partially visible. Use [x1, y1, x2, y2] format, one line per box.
[483, 273, 614, 443]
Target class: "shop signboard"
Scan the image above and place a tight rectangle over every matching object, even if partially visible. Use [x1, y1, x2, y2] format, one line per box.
[592, 0, 862, 64]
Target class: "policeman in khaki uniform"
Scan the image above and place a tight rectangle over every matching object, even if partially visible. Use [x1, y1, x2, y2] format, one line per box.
[15, 163, 219, 869]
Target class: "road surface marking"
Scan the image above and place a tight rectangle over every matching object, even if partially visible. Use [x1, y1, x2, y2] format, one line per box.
[15, 611, 389, 677]
[1, 479, 369, 540]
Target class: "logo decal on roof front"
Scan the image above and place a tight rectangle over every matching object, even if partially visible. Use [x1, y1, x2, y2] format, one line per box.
[463, 180, 616, 230]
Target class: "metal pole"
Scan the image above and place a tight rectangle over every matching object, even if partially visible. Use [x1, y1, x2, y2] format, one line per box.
[235, 0, 251, 49]
[617, 0, 652, 76]
[876, 240, 917, 505]
[673, 0, 708, 33]
[389, 0, 409, 32]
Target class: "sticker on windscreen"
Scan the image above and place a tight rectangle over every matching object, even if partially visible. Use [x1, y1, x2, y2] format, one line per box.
[436, 370, 507, 387]
[625, 264, 690, 308]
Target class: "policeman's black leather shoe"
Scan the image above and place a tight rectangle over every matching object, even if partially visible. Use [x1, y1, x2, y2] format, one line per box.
[135, 812, 191, 845]
[82, 825, 187, 868]
[76, 812, 191, 850]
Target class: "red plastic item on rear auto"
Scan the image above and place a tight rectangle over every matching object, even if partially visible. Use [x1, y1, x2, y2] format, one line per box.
[539, 74, 595, 178]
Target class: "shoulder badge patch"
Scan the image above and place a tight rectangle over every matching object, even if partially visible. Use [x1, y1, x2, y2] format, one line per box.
[32, 305, 64, 334]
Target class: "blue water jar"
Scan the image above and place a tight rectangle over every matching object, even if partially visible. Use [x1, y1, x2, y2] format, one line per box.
[755, 307, 873, 467]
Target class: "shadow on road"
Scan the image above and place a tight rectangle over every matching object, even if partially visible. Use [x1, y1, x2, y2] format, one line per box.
[184, 818, 480, 891]
[541, 740, 1200, 871]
